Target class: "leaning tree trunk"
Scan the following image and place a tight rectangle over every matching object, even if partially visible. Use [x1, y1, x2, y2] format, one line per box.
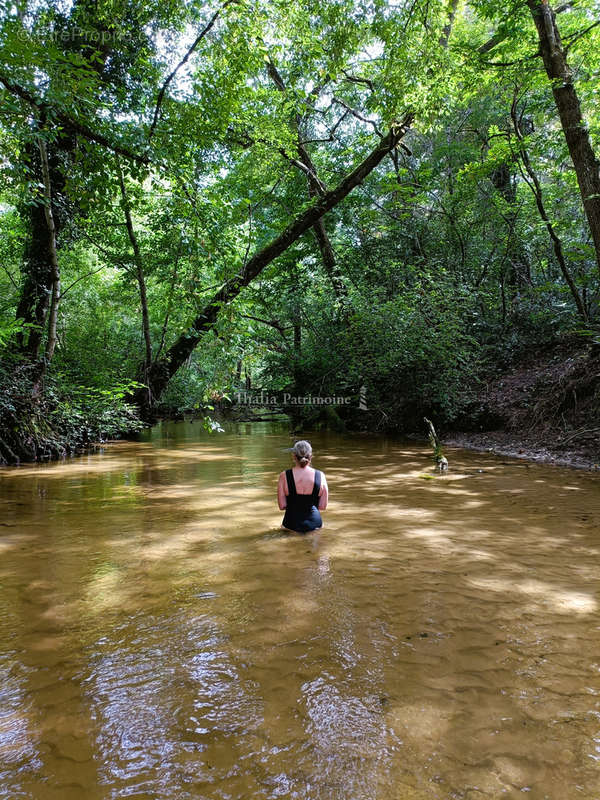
[132, 117, 414, 413]
[527, 0, 600, 278]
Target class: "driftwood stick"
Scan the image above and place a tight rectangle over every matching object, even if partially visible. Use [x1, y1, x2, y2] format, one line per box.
[424, 417, 448, 471]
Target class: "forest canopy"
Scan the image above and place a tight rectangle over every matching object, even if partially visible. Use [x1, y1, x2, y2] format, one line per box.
[1, 0, 599, 462]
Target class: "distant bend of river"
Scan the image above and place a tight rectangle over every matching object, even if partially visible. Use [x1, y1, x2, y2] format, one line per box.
[1, 421, 599, 799]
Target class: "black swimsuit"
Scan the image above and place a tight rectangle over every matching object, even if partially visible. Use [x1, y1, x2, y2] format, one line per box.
[282, 469, 322, 533]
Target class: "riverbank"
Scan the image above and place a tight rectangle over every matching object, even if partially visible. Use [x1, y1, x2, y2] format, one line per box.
[0, 377, 144, 465]
[2, 337, 598, 469]
[445, 431, 599, 471]
[444, 338, 600, 471]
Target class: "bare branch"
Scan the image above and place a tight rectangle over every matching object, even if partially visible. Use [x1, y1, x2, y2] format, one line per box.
[61, 264, 107, 297]
[563, 19, 600, 54]
[278, 151, 327, 192]
[341, 70, 374, 91]
[332, 96, 383, 137]
[240, 314, 291, 339]
[266, 61, 287, 92]
[478, 2, 572, 54]
[0, 264, 19, 290]
[228, 127, 327, 194]
[149, 2, 233, 139]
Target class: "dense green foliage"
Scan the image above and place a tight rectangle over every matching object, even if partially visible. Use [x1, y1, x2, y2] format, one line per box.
[1, 0, 599, 460]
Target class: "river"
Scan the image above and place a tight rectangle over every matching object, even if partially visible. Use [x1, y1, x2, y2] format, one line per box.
[1, 421, 599, 799]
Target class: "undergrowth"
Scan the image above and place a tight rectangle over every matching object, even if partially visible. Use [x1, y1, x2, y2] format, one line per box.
[0, 358, 144, 465]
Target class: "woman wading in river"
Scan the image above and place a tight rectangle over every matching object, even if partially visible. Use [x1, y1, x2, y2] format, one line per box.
[278, 440, 328, 533]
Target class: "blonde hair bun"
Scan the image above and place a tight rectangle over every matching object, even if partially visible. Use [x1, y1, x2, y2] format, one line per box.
[292, 440, 312, 466]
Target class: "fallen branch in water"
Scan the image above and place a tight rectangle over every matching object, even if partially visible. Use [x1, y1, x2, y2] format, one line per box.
[424, 417, 448, 472]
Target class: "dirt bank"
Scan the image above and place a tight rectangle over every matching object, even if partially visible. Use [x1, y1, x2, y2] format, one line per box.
[446, 339, 600, 471]
[445, 430, 599, 470]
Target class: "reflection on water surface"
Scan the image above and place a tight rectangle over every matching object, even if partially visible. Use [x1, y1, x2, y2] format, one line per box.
[1, 421, 599, 799]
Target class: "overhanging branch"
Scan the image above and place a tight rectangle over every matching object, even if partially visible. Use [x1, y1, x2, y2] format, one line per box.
[138, 114, 414, 403]
[0, 70, 149, 164]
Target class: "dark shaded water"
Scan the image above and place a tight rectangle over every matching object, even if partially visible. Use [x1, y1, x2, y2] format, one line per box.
[1, 421, 599, 799]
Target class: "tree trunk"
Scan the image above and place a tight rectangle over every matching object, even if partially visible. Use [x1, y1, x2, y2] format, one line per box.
[15, 206, 54, 359]
[38, 138, 61, 365]
[11, 7, 124, 361]
[133, 118, 413, 411]
[308, 191, 349, 304]
[14, 141, 62, 359]
[511, 100, 588, 321]
[527, 0, 600, 277]
[118, 162, 153, 404]
[439, 0, 459, 48]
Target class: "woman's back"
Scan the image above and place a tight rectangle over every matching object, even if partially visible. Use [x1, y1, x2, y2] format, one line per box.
[282, 468, 322, 533]
[278, 440, 328, 533]
[290, 465, 317, 494]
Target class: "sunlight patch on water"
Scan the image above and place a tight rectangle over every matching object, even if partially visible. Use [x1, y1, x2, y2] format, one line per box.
[469, 577, 597, 615]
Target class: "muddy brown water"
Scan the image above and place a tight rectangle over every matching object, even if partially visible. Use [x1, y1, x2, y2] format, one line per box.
[1, 421, 599, 800]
